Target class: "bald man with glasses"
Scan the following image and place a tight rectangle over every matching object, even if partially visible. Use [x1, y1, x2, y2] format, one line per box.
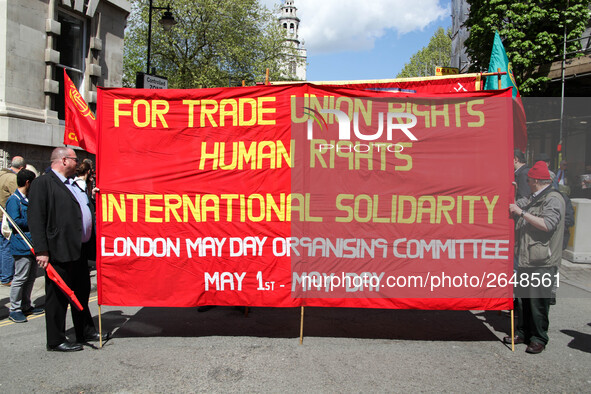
[29, 147, 109, 352]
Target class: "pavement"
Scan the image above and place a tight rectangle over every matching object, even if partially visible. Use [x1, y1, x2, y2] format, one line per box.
[0, 259, 590, 392]
[559, 258, 591, 292]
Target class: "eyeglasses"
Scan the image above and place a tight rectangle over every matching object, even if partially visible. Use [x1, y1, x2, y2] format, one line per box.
[64, 157, 79, 163]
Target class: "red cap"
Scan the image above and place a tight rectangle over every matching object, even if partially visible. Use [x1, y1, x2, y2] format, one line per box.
[528, 161, 551, 180]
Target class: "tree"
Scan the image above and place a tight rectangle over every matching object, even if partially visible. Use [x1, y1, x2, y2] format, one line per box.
[397, 27, 452, 78]
[464, 0, 591, 95]
[123, 0, 300, 88]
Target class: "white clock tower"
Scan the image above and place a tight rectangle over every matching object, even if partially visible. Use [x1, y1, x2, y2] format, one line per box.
[279, 0, 307, 80]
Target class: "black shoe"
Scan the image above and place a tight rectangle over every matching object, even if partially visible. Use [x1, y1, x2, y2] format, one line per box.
[525, 342, 545, 354]
[198, 305, 216, 312]
[83, 331, 112, 343]
[47, 342, 83, 352]
[23, 306, 45, 316]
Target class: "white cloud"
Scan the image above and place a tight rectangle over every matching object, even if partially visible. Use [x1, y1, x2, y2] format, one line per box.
[262, 0, 449, 54]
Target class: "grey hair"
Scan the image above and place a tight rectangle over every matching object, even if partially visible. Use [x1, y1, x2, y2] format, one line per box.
[11, 156, 26, 169]
[538, 179, 552, 185]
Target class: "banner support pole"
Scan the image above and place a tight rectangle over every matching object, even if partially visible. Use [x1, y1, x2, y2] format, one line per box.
[299, 306, 304, 345]
[99, 304, 103, 349]
[497, 68, 502, 90]
[510, 181, 516, 352]
[511, 309, 515, 351]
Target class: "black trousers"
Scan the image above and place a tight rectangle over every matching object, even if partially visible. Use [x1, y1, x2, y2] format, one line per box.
[515, 266, 555, 346]
[516, 297, 551, 345]
[44, 244, 95, 347]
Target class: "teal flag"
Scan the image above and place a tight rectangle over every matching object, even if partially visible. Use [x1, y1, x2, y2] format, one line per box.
[484, 31, 520, 97]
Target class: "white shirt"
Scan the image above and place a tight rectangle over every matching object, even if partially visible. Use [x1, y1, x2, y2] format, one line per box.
[52, 170, 93, 243]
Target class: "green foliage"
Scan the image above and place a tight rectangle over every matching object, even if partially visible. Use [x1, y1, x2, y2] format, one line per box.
[397, 27, 452, 78]
[123, 0, 299, 88]
[464, 0, 591, 95]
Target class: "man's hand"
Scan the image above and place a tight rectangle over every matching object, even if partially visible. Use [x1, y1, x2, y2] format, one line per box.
[36, 251, 49, 269]
[509, 203, 521, 217]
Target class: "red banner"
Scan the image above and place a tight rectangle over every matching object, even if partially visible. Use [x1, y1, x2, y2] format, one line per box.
[64, 69, 97, 154]
[96, 84, 514, 310]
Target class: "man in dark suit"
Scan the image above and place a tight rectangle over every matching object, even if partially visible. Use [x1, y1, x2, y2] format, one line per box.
[29, 147, 107, 352]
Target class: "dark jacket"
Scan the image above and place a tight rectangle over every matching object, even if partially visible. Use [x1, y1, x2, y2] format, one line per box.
[514, 164, 530, 201]
[6, 189, 31, 256]
[28, 170, 96, 263]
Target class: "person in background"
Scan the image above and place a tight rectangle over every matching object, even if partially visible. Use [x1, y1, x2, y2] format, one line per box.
[82, 159, 96, 191]
[7, 169, 44, 323]
[573, 164, 591, 199]
[73, 161, 94, 201]
[514, 149, 530, 200]
[0, 156, 26, 286]
[554, 160, 569, 195]
[25, 164, 40, 178]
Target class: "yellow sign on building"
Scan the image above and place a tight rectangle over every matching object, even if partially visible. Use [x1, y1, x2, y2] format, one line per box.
[435, 66, 459, 76]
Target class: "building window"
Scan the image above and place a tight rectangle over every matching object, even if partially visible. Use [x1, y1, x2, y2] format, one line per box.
[54, 10, 88, 120]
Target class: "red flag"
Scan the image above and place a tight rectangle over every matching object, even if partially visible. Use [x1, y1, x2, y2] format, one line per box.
[46, 264, 84, 311]
[64, 69, 97, 154]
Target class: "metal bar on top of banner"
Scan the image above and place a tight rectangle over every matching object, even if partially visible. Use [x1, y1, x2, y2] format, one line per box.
[270, 71, 507, 87]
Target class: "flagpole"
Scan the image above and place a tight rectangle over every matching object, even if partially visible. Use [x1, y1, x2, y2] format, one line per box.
[559, 0, 568, 167]
[511, 309, 515, 351]
[99, 304, 103, 349]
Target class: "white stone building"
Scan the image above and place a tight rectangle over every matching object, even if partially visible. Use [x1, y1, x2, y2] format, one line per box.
[0, 0, 130, 169]
[278, 0, 307, 81]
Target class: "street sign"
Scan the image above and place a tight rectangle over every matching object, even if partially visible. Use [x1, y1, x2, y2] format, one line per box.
[435, 66, 459, 76]
[136, 72, 168, 89]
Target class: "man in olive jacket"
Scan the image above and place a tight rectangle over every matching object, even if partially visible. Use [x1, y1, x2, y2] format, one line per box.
[507, 161, 565, 354]
[28, 147, 105, 352]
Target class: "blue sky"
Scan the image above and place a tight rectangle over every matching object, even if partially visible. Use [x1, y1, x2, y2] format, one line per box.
[264, 0, 452, 81]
